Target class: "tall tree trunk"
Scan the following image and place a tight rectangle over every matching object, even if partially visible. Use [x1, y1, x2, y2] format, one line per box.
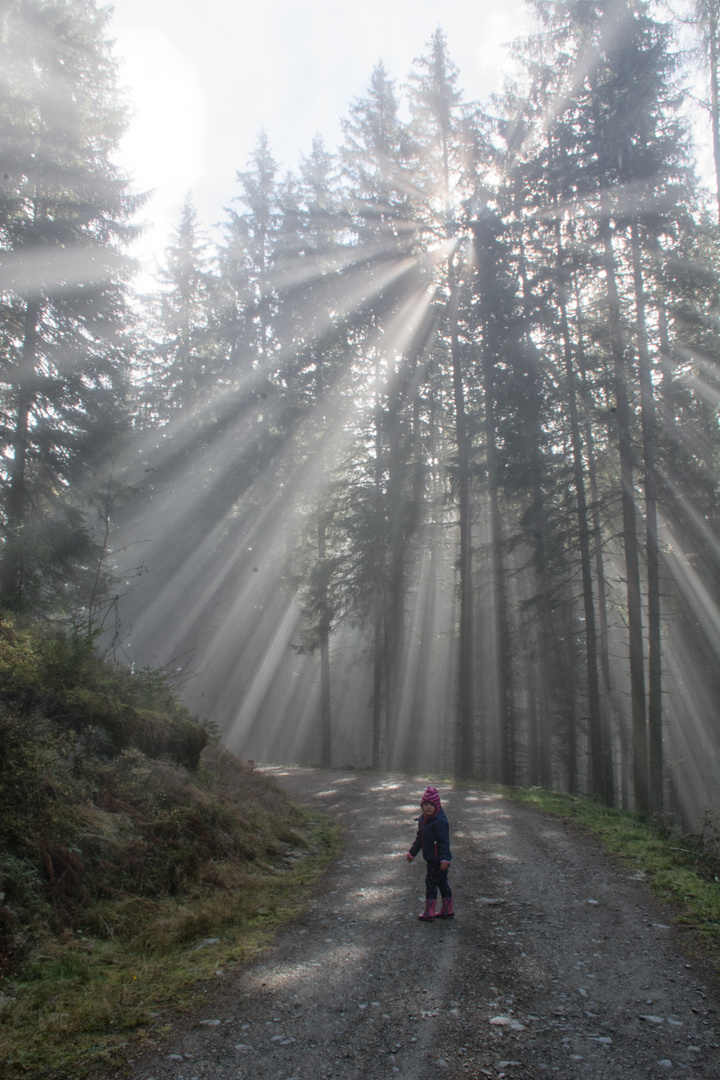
[317, 516, 332, 767]
[630, 220, 663, 816]
[312, 354, 332, 767]
[556, 230, 612, 803]
[472, 217, 513, 785]
[1, 298, 40, 604]
[562, 605, 579, 795]
[709, 2, 720, 227]
[448, 261, 475, 779]
[516, 221, 555, 794]
[386, 360, 408, 763]
[573, 265, 625, 806]
[372, 352, 385, 770]
[529, 640, 553, 788]
[599, 202, 649, 814]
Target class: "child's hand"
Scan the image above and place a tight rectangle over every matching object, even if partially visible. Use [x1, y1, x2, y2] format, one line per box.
[405, 853, 414, 862]
[440, 860, 450, 870]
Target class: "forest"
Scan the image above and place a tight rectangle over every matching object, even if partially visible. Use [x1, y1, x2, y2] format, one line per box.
[2, 0, 720, 830]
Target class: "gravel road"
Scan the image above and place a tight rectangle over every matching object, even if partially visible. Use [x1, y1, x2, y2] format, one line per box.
[111, 767, 720, 1080]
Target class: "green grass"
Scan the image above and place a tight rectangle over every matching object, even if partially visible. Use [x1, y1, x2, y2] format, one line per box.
[507, 786, 720, 966]
[0, 814, 341, 1080]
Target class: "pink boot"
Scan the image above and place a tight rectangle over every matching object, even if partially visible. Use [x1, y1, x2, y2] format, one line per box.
[418, 899, 437, 921]
[437, 897, 454, 918]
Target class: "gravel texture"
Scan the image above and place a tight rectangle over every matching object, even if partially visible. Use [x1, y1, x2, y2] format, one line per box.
[108, 767, 720, 1080]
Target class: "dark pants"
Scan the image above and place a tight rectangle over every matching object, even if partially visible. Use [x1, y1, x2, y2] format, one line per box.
[424, 859, 451, 900]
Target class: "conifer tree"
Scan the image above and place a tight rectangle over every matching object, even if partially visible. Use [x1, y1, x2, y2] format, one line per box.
[688, 0, 720, 224]
[407, 28, 489, 779]
[145, 195, 218, 425]
[277, 138, 347, 766]
[511, 0, 692, 811]
[337, 63, 422, 767]
[0, 0, 139, 612]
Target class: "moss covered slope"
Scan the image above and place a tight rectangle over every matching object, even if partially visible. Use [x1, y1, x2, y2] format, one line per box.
[0, 617, 338, 1079]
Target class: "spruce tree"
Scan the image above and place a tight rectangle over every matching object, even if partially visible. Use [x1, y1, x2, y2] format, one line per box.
[144, 195, 218, 425]
[0, 0, 139, 612]
[407, 28, 490, 779]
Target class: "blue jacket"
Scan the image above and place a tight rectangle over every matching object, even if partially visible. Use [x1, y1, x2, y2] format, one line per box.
[409, 808, 452, 863]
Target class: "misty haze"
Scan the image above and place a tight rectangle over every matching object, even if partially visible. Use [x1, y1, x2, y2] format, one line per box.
[3, 1, 720, 1074]
[3, 0, 720, 824]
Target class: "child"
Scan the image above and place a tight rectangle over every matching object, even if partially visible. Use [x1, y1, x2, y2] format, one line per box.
[406, 785, 453, 921]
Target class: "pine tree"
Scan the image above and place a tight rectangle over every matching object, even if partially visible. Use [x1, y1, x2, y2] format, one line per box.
[338, 63, 422, 768]
[277, 138, 348, 766]
[218, 131, 282, 389]
[407, 28, 491, 779]
[0, 0, 139, 612]
[144, 195, 218, 424]
[686, 0, 720, 224]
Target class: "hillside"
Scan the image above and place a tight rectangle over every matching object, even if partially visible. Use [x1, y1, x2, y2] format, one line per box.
[0, 617, 337, 1078]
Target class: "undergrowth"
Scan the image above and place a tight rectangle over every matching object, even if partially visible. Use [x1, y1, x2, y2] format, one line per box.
[0, 616, 342, 1079]
[508, 787, 720, 968]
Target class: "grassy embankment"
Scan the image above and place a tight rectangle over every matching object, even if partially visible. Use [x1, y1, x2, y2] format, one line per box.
[508, 786, 720, 968]
[0, 617, 341, 1080]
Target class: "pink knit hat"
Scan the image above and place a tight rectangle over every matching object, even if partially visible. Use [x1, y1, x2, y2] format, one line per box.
[420, 786, 442, 810]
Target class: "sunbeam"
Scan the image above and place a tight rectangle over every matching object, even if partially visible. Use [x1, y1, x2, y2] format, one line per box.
[2, 0, 719, 831]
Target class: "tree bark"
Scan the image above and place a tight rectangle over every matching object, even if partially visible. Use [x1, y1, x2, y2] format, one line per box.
[556, 226, 612, 804]
[709, 2, 720, 227]
[472, 217, 513, 786]
[372, 352, 385, 770]
[448, 259, 475, 779]
[1, 297, 40, 605]
[599, 203, 649, 815]
[630, 220, 663, 816]
[317, 516, 332, 767]
[572, 265, 626, 807]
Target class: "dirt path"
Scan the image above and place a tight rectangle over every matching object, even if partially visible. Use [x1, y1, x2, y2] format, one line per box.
[112, 768, 720, 1080]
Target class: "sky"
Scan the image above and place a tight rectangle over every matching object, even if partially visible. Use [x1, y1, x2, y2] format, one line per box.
[107, 0, 536, 281]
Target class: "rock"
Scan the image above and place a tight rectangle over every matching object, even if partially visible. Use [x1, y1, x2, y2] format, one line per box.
[194, 938, 221, 950]
[489, 1016, 526, 1031]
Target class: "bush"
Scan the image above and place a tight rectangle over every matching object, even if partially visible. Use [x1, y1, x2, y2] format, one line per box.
[0, 616, 208, 767]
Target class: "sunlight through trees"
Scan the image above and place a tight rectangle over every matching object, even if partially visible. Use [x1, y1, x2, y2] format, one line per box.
[2, 0, 720, 828]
